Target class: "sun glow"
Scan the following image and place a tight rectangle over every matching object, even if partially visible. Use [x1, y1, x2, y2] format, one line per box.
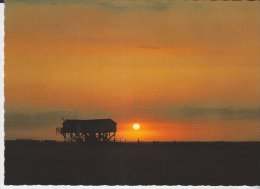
[132, 123, 141, 130]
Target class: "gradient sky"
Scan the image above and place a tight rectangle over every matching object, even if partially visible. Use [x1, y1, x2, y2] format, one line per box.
[4, 0, 260, 141]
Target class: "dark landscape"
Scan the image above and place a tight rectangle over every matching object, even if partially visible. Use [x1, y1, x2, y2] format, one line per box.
[5, 140, 260, 185]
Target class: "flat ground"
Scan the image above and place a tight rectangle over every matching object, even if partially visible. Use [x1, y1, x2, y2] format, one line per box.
[4, 141, 260, 185]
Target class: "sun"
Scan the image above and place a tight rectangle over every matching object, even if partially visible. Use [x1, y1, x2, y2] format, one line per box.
[132, 123, 141, 130]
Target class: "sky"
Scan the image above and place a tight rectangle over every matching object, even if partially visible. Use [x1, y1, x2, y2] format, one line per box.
[4, 0, 260, 141]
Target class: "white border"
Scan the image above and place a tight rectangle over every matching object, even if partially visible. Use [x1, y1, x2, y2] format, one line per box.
[0, 2, 5, 188]
[2, 185, 260, 189]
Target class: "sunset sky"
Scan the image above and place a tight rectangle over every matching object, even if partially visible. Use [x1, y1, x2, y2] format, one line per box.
[4, 0, 260, 141]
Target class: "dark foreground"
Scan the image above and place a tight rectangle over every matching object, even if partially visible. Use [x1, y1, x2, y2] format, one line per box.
[5, 140, 260, 185]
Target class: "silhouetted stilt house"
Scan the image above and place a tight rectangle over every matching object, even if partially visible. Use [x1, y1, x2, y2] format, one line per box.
[56, 119, 116, 143]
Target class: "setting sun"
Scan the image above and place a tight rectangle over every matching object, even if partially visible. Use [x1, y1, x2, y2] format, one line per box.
[132, 123, 141, 130]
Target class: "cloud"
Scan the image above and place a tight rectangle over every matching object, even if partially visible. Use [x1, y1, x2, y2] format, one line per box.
[124, 106, 260, 121]
[4, 109, 117, 130]
[5, 0, 183, 12]
[4, 111, 70, 130]
[5, 107, 260, 131]
[175, 107, 260, 120]
[4, 107, 260, 140]
[96, 0, 172, 11]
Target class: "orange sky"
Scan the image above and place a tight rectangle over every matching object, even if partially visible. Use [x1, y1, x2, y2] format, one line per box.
[4, 0, 260, 141]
